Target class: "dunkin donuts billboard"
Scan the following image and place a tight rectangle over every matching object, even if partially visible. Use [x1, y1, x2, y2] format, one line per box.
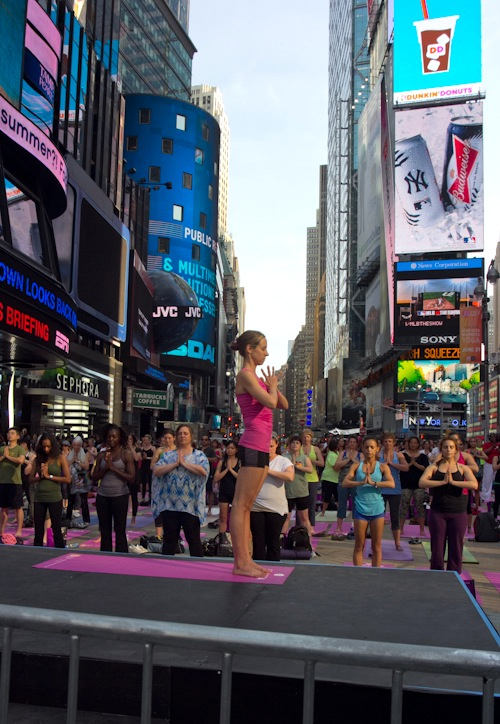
[393, 0, 482, 106]
[394, 101, 483, 255]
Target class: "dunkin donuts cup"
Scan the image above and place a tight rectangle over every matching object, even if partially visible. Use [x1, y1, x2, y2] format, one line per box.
[414, 15, 459, 74]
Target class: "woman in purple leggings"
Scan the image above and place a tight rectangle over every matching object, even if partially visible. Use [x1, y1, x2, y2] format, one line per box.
[419, 436, 478, 573]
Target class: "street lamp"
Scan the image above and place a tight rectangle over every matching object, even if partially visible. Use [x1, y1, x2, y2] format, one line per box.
[416, 383, 422, 438]
[473, 260, 500, 442]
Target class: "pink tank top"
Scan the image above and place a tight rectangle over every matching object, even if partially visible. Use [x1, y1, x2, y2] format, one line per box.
[236, 372, 273, 453]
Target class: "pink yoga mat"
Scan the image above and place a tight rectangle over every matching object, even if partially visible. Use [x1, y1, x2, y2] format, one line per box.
[34, 552, 294, 585]
[484, 571, 500, 593]
[312, 522, 330, 534]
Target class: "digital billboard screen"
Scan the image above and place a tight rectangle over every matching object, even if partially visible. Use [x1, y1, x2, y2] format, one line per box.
[22, 0, 61, 136]
[393, 0, 482, 106]
[0, 0, 26, 108]
[394, 258, 483, 348]
[357, 78, 382, 269]
[396, 357, 475, 405]
[395, 101, 483, 255]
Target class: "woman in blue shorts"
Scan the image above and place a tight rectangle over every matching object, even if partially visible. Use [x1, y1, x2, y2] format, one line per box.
[343, 437, 395, 567]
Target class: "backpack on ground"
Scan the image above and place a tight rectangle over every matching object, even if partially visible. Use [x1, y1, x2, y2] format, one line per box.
[473, 512, 500, 542]
[281, 525, 313, 560]
[202, 531, 233, 557]
[139, 535, 184, 554]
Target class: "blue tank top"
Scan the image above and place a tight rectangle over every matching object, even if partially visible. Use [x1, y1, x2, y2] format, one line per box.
[354, 461, 384, 517]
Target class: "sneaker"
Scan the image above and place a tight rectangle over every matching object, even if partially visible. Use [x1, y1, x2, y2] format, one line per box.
[69, 521, 88, 529]
[129, 544, 148, 554]
[346, 531, 355, 540]
[331, 531, 346, 541]
[73, 511, 81, 518]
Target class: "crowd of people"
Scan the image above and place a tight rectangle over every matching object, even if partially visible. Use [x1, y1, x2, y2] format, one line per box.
[0, 421, 498, 576]
[0, 330, 498, 580]
[2, 426, 497, 572]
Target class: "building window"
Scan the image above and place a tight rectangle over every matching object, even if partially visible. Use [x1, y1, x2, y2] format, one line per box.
[149, 166, 161, 183]
[192, 244, 200, 261]
[195, 148, 204, 165]
[158, 237, 170, 254]
[173, 205, 183, 221]
[176, 114, 186, 131]
[202, 96, 206, 104]
[127, 136, 138, 151]
[5, 181, 44, 266]
[200, 212, 207, 230]
[214, 161, 218, 176]
[202, 124, 209, 141]
[139, 108, 151, 124]
[182, 172, 192, 190]
[162, 138, 173, 154]
[208, 184, 213, 200]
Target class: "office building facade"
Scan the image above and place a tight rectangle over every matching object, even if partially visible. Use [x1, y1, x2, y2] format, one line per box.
[324, 0, 370, 425]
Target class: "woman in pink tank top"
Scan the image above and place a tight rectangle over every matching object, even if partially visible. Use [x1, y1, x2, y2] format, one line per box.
[231, 331, 288, 578]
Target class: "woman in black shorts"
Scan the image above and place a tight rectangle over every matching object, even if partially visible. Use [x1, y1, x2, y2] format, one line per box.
[213, 441, 240, 534]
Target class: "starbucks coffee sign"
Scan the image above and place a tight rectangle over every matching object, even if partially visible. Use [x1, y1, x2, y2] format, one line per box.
[133, 389, 167, 409]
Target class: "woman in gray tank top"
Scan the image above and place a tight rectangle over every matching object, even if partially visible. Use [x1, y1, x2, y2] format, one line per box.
[91, 424, 135, 553]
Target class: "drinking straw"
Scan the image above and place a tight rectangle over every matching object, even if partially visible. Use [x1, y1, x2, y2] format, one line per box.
[420, 0, 429, 19]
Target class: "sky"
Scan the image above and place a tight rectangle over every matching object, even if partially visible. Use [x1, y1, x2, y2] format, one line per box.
[189, 0, 500, 372]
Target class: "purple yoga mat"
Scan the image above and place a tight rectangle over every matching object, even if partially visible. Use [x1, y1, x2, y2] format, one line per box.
[364, 539, 413, 561]
[34, 552, 294, 585]
[400, 524, 430, 540]
[129, 516, 153, 529]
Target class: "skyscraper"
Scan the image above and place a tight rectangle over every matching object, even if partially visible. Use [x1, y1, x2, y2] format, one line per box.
[191, 85, 230, 235]
[324, 0, 370, 423]
[119, 0, 195, 99]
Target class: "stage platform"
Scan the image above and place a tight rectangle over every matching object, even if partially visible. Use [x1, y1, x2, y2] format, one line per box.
[0, 545, 499, 723]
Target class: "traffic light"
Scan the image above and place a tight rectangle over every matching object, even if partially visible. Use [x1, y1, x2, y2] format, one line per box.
[228, 416, 232, 422]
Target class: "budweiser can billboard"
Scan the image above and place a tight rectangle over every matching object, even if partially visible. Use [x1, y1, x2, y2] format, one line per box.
[394, 102, 483, 255]
[393, 0, 482, 106]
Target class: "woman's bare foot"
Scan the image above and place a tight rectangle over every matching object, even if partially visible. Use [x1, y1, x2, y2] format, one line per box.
[233, 561, 270, 578]
[396, 545, 403, 552]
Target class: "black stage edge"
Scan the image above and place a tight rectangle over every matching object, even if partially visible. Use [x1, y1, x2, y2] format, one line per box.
[1, 546, 499, 724]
